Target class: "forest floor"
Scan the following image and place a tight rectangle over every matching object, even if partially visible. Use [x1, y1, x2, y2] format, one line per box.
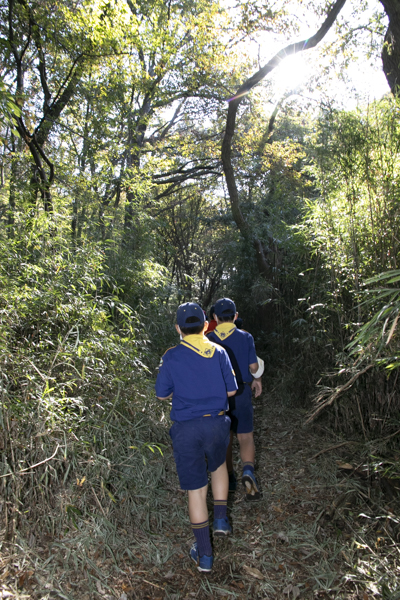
[1, 392, 400, 600]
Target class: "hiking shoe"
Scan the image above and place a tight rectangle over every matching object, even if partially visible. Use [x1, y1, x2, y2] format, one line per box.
[190, 542, 213, 572]
[229, 471, 237, 492]
[242, 470, 261, 501]
[213, 517, 232, 537]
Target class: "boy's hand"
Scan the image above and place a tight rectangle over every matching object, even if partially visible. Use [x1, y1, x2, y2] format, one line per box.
[251, 378, 262, 398]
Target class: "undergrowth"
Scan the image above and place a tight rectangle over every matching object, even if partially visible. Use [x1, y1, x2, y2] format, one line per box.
[1, 216, 400, 599]
[0, 216, 173, 551]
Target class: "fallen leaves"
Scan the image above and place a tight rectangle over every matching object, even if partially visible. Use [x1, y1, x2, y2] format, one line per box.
[242, 565, 264, 580]
[336, 461, 354, 470]
[283, 583, 300, 598]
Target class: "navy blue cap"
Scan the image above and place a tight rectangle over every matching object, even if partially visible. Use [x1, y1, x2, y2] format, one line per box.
[214, 298, 236, 317]
[176, 302, 205, 329]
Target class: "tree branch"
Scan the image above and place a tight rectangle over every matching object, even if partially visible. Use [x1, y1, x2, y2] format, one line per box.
[34, 54, 85, 146]
[0, 444, 60, 479]
[221, 0, 347, 277]
[30, 12, 52, 110]
[305, 364, 374, 425]
[152, 161, 221, 184]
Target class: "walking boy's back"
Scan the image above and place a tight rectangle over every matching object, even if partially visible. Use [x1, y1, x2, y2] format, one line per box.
[155, 302, 238, 572]
[206, 297, 263, 500]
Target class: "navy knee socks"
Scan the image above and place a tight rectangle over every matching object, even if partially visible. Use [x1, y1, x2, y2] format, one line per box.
[191, 521, 212, 557]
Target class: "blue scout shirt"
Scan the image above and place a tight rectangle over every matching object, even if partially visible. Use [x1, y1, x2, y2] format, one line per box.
[155, 343, 237, 422]
[207, 326, 257, 384]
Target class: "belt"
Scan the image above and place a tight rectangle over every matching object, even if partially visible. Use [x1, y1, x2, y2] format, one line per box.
[203, 410, 225, 417]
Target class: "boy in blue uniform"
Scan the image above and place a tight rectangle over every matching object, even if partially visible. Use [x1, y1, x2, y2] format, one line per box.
[206, 298, 263, 501]
[155, 302, 237, 572]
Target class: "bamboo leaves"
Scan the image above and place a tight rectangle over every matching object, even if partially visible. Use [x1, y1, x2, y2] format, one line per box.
[348, 270, 400, 370]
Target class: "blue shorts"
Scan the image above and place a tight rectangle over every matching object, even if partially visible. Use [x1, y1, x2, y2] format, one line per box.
[228, 384, 253, 434]
[169, 415, 231, 491]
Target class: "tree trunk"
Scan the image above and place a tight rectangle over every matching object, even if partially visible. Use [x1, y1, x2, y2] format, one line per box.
[380, 0, 400, 95]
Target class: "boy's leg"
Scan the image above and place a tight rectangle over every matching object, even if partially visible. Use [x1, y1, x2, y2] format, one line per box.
[229, 388, 256, 492]
[188, 484, 213, 559]
[237, 431, 261, 500]
[233, 387, 260, 501]
[188, 484, 209, 522]
[211, 461, 232, 536]
[237, 431, 255, 465]
[210, 460, 228, 501]
[170, 419, 215, 570]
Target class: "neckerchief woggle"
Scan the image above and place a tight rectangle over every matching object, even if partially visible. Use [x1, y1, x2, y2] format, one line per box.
[180, 334, 216, 358]
[213, 322, 236, 341]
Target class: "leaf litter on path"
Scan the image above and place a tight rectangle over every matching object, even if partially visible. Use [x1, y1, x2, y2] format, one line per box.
[1, 397, 400, 599]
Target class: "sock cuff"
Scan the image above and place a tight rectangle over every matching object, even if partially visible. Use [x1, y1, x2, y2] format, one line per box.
[243, 462, 254, 471]
[191, 520, 209, 530]
[214, 499, 227, 506]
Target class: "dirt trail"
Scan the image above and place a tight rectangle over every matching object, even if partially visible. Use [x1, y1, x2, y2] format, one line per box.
[107, 397, 396, 600]
[1, 394, 398, 599]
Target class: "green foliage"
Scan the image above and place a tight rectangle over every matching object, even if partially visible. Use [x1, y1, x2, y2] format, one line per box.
[0, 204, 177, 542]
[107, 247, 177, 368]
[297, 97, 400, 340]
[284, 96, 400, 433]
[0, 215, 148, 432]
[155, 188, 237, 306]
[0, 78, 20, 141]
[0, 0, 398, 564]
[348, 270, 400, 371]
[0, 0, 265, 536]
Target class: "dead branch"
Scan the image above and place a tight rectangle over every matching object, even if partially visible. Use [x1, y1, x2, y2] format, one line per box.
[369, 428, 400, 444]
[0, 444, 60, 479]
[305, 364, 374, 425]
[311, 441, 358, 460]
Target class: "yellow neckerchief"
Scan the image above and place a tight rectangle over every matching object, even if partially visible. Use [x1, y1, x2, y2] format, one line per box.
[180, 334, 216, 358]
[213, 322, 236, 341]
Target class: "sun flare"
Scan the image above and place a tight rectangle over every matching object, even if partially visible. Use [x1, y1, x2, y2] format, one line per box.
[271, 52, 311, 96]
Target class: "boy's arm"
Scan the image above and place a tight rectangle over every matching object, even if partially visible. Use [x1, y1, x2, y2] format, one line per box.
[249, 362, 262, 398]
[155, 352, 174, 400]
[248, 332, 262, 397]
